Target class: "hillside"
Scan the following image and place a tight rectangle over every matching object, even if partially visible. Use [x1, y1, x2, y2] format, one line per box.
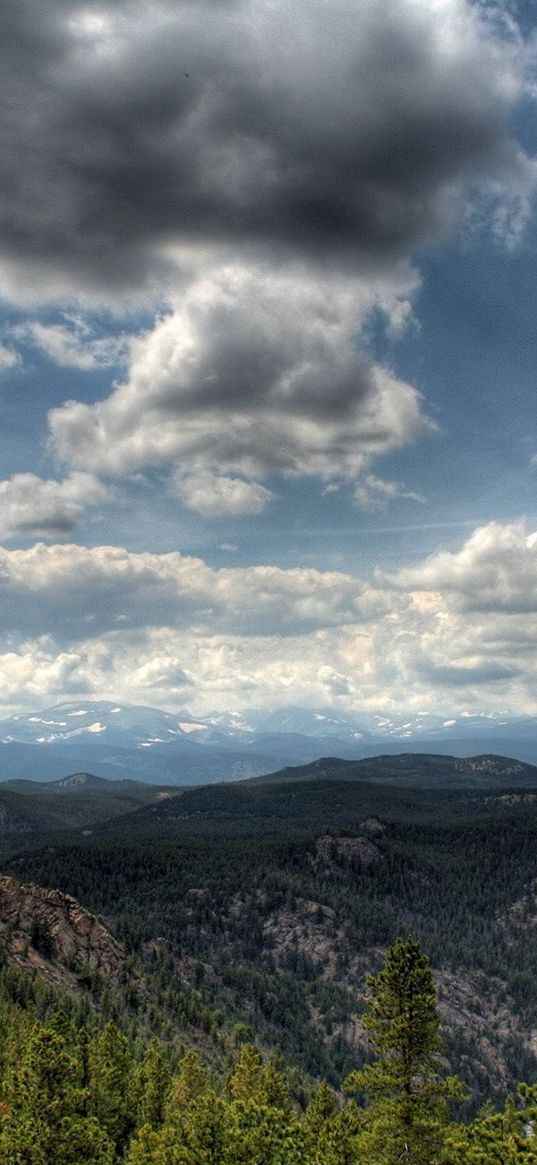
[9, 805, 537, 1104]
[247, 752, 537, 789]
[3, 751, 537, 1107]
[87, 771, 537, 848]
[0, 775, 179, 855]
[1, 752, 537, 857]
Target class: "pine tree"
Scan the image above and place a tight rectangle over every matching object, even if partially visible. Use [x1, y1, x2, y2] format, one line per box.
[0, 1025, 113, 1164]
[135, 1038, 172, 1130]
[445, 1094, 537, 1163]
[87, 1021, 135, 1152]
[345, 936, 463, 1165]
[304, 1082, 361, 1165]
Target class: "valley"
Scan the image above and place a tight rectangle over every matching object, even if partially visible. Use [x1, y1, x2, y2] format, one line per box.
[3, 747, 537, 1112]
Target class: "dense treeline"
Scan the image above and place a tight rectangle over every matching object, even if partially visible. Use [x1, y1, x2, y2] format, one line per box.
[10, 815, 537, 1101]
[1, 938, 537, 1163]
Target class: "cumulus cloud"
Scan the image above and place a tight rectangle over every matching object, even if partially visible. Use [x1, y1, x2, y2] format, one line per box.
[49, 264, 432, 484]
[393, 520, 537, 612]
[0, 0, 533, 303]
[9, 0, 531, 508]
[0, 3, 535, 723]
[0, 472, 111, 540]
[174, 472, 274, 517]
[0, 522, 536, 716]
[0, 542, 385, 641]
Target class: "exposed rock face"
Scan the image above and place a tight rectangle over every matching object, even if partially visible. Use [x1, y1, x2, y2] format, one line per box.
[314, 834, 381, 867]
[0, 873, 125, 987]
[359, 817, 386, 836]
[454, 755, 528, 779]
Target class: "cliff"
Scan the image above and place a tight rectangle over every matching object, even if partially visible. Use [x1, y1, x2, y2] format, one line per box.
[0, 873, 125, 988]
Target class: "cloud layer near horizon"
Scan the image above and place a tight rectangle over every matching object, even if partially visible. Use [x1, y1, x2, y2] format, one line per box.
[0, 521, 535, 716]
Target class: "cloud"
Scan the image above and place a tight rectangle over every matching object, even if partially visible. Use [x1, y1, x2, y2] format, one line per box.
[0, 0, 532, 301]
[174, 472, 274, 517]
[19, 316, 129, 369]
[10, 0, 532, 512]
[0, 542, 385, 641]
[0, 522, 537, 716]
[0, 643, 93, 707]
[0, 472, 111, 540]
[0, 345, 20, 370]
[49, 264, 433, 485]
[393, 520, 537, 613]
[354, 474, 427, 511]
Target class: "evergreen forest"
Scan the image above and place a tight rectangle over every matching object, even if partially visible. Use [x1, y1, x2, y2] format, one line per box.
[3, 763, 537, 1159]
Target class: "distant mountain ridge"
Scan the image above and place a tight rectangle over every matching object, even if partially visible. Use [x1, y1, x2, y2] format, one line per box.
[248, 752, 537, 788]
[0, 700, 536, 784]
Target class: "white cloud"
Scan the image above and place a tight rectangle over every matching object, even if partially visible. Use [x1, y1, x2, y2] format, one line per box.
[0, 473, 111, 540]
[392, 520, 537, 612]
[174, 472, 274, 517]
[0, 345, 20, 371]
[0, 522, 537, 717]
[0, 541, 385, 640]
[0, 641, 95, 707]
[354, 474, 427, 512]
[19, 316, 129, 369]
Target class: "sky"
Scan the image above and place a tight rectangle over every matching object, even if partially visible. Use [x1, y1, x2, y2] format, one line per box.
[1, 0, 537, 720]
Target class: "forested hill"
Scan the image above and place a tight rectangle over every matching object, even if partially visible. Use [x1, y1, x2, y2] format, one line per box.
[3, 751, 537, 1123]
[9, 810, 537, 1104]
[2, 751, 537, 857]
[0, 929, 536, 1162]
[247, 752, 537, 788]
[87, 768, 537, 845]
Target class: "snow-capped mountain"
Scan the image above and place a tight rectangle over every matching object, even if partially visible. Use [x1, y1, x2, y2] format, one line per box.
[0, 702, 208, 749]
[0, 701, 536, 783]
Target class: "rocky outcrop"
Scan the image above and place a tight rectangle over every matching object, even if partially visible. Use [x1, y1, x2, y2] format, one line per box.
[314, 834, 382, 868]
[0, 874, 125, 987]
[454, 755, 529, 780]
[359, 817, 386, 836]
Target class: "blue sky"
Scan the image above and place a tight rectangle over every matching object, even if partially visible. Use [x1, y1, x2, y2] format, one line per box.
[0, 0, 536, 719]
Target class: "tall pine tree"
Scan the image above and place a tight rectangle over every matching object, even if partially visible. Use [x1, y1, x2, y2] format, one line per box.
[345, 936, 463, 1165]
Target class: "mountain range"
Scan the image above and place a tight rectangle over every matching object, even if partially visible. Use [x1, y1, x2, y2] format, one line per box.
[1, 700, 537, 784]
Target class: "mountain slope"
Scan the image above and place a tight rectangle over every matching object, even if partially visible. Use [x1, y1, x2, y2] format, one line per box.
[11, 812, 537, 1102]
[249, 752, 537, 788]
[0, 777, 179, 854]
[1, 751, 536, 857]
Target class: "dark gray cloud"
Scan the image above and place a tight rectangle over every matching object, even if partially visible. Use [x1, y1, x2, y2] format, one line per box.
[416, 662, 520, 686]
[0, 0, 531, 296]
[49, 266, 432, 479]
